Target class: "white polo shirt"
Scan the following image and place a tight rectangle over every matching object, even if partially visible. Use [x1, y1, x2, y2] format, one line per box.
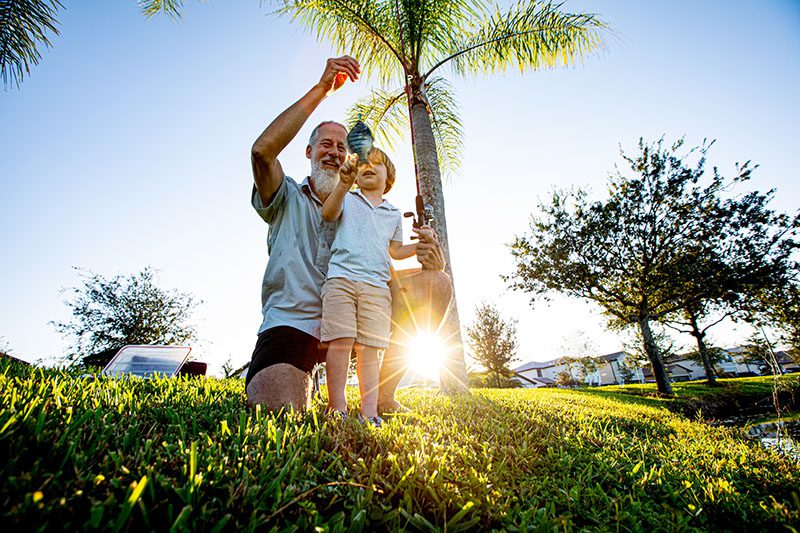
[326, 189, 402, 287]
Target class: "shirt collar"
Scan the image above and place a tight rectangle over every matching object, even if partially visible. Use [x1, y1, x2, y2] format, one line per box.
[301, 176, 323, 205]
[350, 188, 398, 211]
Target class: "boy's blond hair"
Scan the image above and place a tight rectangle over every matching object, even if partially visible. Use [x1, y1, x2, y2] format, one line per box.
[365, 147, 396, 193]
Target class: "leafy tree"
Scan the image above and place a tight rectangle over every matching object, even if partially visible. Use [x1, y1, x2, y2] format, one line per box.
[752, 281, 800, 360]
[661, 166, 798, 385]
[1, 0, 190, 88]
[52, 267, 199, 363]
[0, 336, 10, 357]
[274, 0, 608, 393]
[465, 301, 518, 387]
[554, 369, 579, 388]
[507, 138, 757, 395]
[557, 330, 598, 384]
[740, 333, 784, 375]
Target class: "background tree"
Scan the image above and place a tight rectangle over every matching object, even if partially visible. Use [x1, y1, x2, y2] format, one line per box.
[751, 281, 800, 360]
[52, 267, 199, 363]
[0, 336, 10, 357]
[740, 333, 784, 376]
[1, 0, 191, 88]
[465, 301, 519, 387]
[507, 138, 757, 395]
[683, 344, 729, 376]
[554, 369, 580, 388]
[661, 174, 798, 385]
[557, 329, 598, 385]
[275, 0, 608, 393]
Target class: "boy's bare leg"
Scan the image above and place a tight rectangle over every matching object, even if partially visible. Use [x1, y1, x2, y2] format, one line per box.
[246, 364, 312, 412]
[356, 344, 380, 419]
[326, 337, 355, 413]
[378, 269, 453, 412]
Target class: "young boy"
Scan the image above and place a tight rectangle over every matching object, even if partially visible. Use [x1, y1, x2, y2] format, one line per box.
[320, 147, 417, 427]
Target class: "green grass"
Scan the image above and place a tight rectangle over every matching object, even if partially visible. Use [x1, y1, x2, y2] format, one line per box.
[582, 375, 800, 420]
[1, 360, 799, 531]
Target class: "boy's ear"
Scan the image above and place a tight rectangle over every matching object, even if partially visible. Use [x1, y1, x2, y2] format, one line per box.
[306, 145, 312, 159]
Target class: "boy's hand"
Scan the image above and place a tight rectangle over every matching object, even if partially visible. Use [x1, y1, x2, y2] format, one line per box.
[338, 153, 359, 188]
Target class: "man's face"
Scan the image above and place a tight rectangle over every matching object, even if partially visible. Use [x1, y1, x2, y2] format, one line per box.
[356, 161, 388, 193]
[306, 123, 348, 171]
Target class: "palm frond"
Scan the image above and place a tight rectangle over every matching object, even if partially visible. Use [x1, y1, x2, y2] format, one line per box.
[274, 0, 406, 85]
[0, 0, 62, 89]
[396, 0, 476, 70]
[345, 77, 463, 178]
[425, 0, 607, 79]
[424, 76, 463, 177]
[137, 0, 188, 20]
[345, 87, 408, 151]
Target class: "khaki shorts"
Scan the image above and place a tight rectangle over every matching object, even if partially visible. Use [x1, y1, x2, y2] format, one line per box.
[320, 277, 392, 348]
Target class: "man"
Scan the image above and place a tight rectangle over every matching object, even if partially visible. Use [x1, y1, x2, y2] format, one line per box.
[247, 56, 452, 412]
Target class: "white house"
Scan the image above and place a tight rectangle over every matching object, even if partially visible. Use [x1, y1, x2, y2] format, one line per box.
[513, 351, 645, 388]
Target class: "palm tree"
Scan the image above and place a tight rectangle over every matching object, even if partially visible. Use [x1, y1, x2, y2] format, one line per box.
[1, 0, 189, 89]
[275, 0, 608, 392]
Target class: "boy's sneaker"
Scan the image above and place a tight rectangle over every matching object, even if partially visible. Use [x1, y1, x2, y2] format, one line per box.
[357, 413, 384, 428]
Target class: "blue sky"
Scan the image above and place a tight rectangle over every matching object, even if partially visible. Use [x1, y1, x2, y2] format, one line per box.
[1, 0, 798, 373]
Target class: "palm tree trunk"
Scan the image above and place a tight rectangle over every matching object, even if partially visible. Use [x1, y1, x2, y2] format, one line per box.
[408, 83, 469, 394]
[638, 316, 673, 395]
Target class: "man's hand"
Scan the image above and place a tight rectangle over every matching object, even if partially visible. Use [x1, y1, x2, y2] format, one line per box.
[338, 154, 359, 188]
[413, 225, 446, 271]
[318, 56, 361, 96]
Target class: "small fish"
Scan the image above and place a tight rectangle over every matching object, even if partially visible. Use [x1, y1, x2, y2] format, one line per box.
[346, 120, 374, 163]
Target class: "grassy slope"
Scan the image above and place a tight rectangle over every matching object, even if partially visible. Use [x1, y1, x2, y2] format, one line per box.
[1, 361, 798, 531]
[582, 375, 800, 420]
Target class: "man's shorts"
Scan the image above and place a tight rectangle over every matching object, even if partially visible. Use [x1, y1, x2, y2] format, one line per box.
[320, 277, 392, 349]
[245, 326, 325, 389]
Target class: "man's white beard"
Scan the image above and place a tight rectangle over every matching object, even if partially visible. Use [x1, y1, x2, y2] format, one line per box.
[310, 160, 339, 199]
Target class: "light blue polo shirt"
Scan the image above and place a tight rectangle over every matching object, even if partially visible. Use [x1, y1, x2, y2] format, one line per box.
[326, 189, 402, 287]
[251, 176, 337, 338]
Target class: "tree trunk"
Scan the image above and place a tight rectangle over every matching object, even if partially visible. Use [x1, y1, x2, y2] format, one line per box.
[408, 82, 469, 394]
[688, 314, 717, 385]
[638, 316, 673, 395]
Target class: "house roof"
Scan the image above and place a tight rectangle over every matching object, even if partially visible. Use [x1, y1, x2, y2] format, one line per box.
[514, 360, 555, 372]
[597, 351, 627, 362]
[515, 351, 629, 372]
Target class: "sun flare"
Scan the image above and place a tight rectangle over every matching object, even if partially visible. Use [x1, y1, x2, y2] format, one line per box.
[404, 331, 447, 382]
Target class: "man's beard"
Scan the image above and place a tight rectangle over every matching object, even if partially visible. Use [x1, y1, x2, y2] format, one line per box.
[310, 159, 339, 199]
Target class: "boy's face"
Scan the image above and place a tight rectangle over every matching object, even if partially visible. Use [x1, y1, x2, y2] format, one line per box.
[355, 161, 388, 193]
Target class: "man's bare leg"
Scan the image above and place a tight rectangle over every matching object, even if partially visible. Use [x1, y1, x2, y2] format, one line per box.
[325, 337, 355, 414]
[378, 269, 453, 412]
[246, 363, 312, 412]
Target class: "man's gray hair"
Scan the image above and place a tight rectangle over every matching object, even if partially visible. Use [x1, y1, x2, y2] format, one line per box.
[308, 121, 348, 147]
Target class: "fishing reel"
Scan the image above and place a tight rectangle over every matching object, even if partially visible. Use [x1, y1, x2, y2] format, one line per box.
[404, 195, 435, 239]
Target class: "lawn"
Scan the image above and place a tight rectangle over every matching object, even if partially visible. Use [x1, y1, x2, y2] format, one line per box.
[582, 375, 800, 420]
[1, 359, 798, 531]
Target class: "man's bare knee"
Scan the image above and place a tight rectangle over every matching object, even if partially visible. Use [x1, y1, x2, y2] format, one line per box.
[390, 269, 453, 332]
[246, 363, 311, 412]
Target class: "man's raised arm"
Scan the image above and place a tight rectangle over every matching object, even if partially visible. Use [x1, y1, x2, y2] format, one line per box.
[251, 56, 360, 205]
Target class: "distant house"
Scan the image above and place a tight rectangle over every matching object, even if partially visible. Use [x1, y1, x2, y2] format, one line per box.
[661, 346, 798, 381]
[513, 351, 645, 388]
